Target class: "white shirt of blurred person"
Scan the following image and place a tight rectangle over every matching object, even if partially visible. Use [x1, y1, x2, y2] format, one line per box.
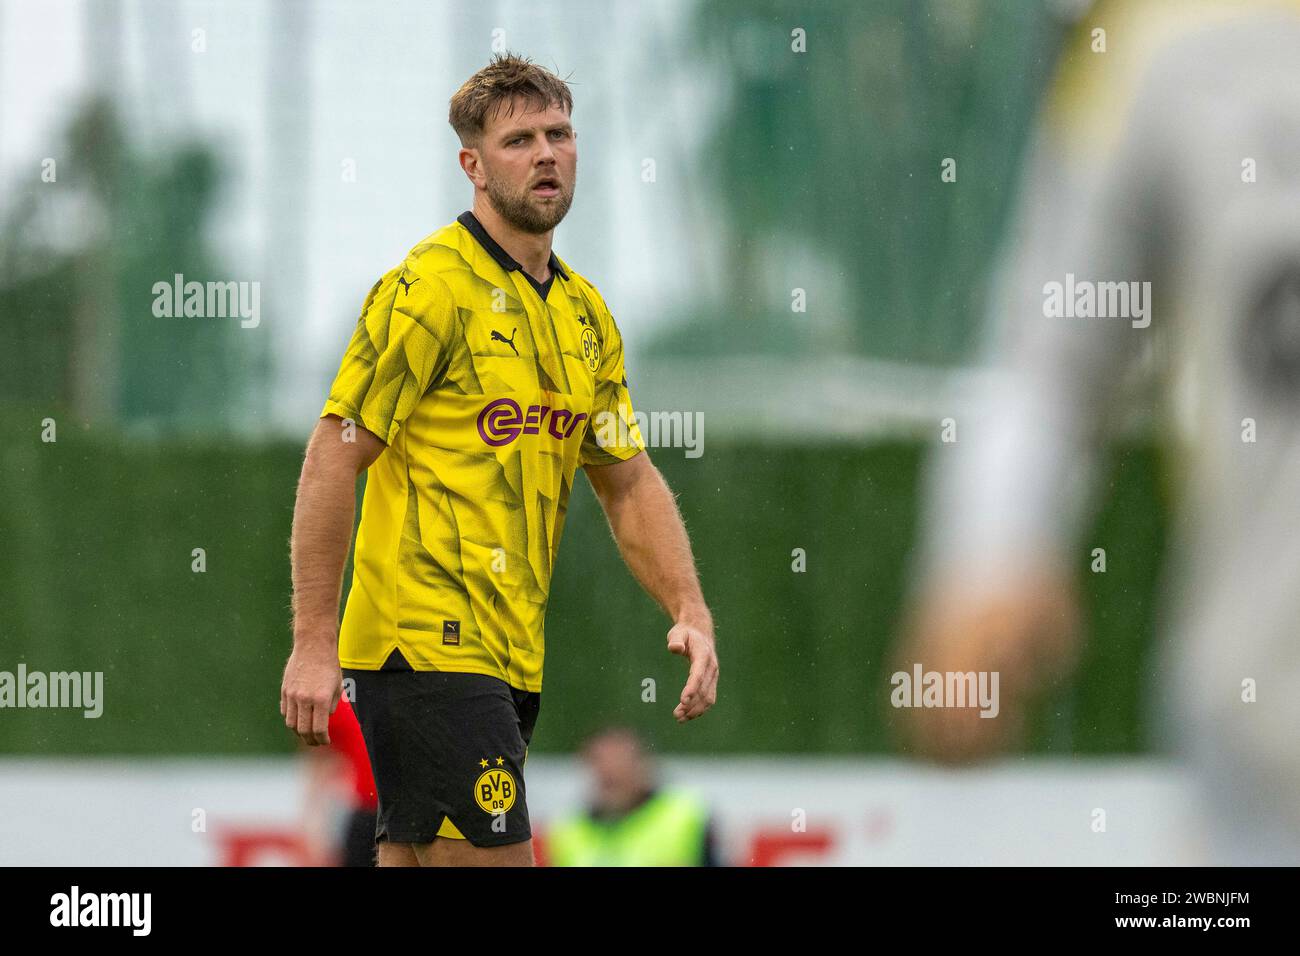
[545, 729, 718, 866]
[901, 0, 1300, 865]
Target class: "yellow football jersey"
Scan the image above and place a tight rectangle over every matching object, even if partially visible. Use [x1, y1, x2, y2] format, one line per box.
[321, 211, 645, 692]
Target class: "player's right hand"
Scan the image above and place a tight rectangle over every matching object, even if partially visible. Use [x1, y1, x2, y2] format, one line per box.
[280, 644, 343, 746]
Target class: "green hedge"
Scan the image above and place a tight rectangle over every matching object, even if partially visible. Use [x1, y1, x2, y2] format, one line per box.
[0, 416, 1165, 755]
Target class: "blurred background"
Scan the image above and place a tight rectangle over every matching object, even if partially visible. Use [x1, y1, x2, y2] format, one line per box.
[4, 0, 1277, 865]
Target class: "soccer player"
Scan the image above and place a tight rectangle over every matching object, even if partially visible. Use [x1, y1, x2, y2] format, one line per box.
[898, 1, 1300, 863]
[280, 54, 718, 867]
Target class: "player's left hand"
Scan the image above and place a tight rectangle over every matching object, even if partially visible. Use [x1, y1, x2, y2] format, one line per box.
[667, 620, 718, 722]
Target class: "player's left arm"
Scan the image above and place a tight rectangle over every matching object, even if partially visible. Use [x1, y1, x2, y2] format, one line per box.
[577, 282, 717, 721]
[585, 452, 718, 723]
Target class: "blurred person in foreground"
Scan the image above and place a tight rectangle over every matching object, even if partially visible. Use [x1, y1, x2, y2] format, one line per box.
[545, 728, 719, 867]
[302, 695, 378, 867]
[281, 53, 718, 867]
[897, 0, 1300, 864]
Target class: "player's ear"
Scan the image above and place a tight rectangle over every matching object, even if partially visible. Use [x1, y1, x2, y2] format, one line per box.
[457, 146, 484, 185]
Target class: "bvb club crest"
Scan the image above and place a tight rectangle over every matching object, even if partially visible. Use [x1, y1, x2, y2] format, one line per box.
[581, 326, 600, 372]
[475, 761, 516, 814]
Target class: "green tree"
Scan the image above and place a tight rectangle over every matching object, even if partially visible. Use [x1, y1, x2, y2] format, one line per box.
[0, 96, 265, 431]
[653, 0, 1062, 364]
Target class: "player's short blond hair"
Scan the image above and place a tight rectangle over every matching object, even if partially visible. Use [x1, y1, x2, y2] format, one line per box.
[448, 53, 573, 148]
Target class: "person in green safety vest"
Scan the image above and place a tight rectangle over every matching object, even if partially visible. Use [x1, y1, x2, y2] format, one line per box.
[546, 727, 719, 867]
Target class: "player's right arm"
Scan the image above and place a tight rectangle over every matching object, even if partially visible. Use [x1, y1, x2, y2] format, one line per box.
[282, 264, 454, 745]
[282, 415, 385, 746]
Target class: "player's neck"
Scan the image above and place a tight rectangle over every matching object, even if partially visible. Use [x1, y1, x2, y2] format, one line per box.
[471, 198, 553, 285]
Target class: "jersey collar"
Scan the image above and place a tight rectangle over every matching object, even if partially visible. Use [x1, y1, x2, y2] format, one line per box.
[457, 210, 568, 295]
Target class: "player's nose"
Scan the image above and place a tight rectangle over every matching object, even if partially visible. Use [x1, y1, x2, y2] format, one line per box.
[534, 136, 558, 163]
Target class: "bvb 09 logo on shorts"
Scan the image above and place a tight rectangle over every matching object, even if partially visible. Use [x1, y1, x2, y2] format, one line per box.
[475, 767, 516, 814]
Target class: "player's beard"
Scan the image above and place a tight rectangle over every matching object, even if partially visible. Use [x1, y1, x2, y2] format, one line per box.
[484, 166, 575, 235]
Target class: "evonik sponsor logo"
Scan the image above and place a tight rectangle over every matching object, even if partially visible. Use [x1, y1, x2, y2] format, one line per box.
[476, 397, 588, 447]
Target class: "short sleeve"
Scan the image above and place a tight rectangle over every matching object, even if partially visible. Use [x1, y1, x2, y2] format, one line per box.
[580, 293, 646, 467]
[320, 266, 453, 445]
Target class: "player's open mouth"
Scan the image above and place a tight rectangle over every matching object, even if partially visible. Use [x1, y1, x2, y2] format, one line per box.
[532, 177, 560, 197]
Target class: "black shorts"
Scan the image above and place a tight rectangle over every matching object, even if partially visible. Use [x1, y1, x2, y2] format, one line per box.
[344, 649, 541, 848]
